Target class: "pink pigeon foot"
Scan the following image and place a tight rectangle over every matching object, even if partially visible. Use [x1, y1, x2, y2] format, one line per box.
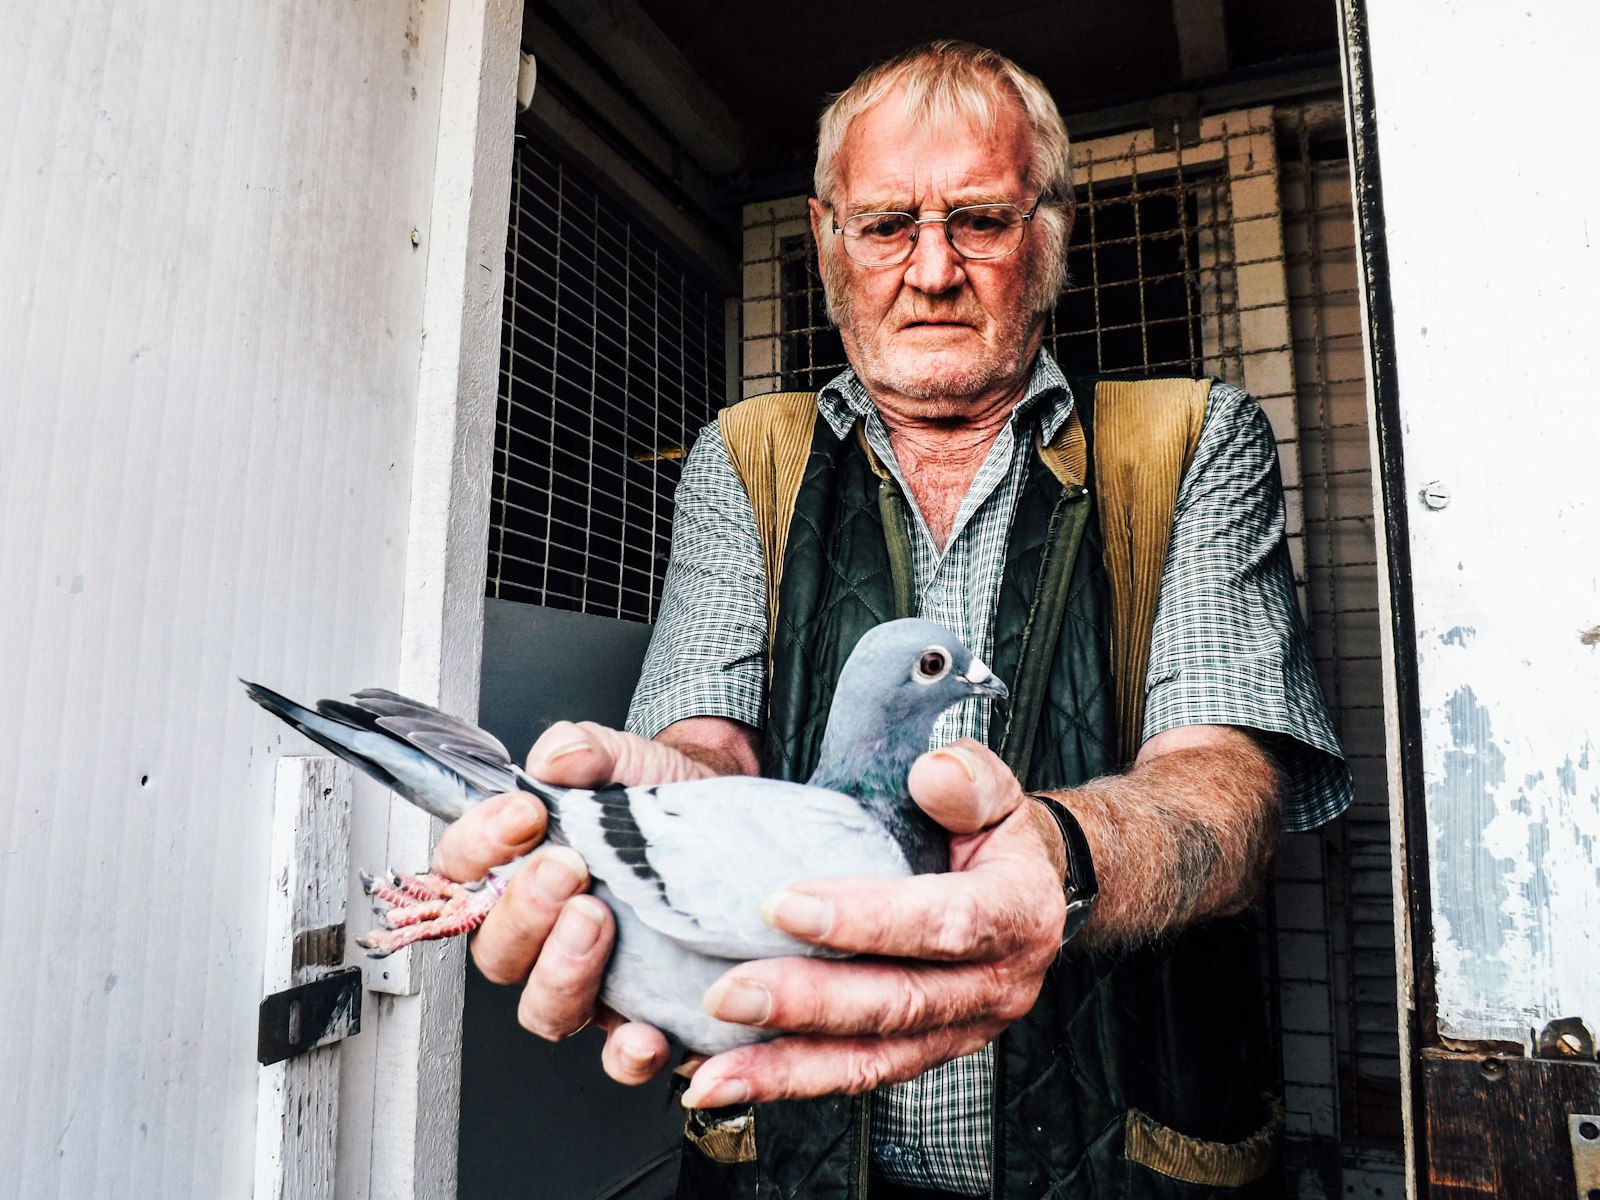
[356, 868, 505, 956]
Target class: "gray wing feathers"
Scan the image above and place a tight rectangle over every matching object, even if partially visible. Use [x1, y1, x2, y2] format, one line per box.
[557, 776, 910, 960]
[348, 690, 520, 799]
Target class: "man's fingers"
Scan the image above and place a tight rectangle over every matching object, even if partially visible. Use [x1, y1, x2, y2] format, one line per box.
[599, 1020, 673, 1086]
[469, 845, 589, 984]
[432, 791, 548, 881]
[679, 1023, 995, 1109]
[907, 738, 1025, 833]
[527, 720, 716, 788]
[526, 721, 620, 787]
[514, 894, 614, 1040]
[701, 956, 1043, 1038]
[761, 848, 1063, 961]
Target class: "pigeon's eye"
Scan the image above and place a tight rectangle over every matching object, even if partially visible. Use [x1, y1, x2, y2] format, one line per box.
[914, 648, 952, 683]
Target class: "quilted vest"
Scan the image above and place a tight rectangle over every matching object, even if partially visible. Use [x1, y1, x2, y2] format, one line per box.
[677, 379, 1285, 1200]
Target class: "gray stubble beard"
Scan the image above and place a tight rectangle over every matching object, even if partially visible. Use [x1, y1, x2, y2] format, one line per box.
[819, 239, 1058, 404]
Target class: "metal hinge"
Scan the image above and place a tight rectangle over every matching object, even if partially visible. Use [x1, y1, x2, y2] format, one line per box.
[1536, 1017, 1598, 1061]
[1569, 1114, 1600, 1200]
[257, 966, 363, 1066]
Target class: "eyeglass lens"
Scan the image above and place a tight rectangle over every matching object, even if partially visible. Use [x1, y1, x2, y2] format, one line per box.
[841, 205, 1026, 264]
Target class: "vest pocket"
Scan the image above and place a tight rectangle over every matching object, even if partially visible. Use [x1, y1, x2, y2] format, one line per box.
[684, 1104, 758, 1164]
[1122, 1098, 1282, 1190]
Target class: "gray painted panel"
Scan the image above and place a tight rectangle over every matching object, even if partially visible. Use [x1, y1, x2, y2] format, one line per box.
[462, 600, 679, 1200]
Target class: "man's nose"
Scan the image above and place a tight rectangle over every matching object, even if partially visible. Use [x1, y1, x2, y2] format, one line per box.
[901, 221, 965, 294]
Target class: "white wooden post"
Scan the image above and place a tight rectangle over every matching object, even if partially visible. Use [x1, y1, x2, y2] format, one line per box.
[255, 756, 354, 1200]
[346, 1, 521, 1198]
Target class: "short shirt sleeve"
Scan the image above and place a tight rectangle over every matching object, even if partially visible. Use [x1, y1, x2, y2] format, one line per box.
[625, 421, 769, 738]
[1142, 382, 1353, 831]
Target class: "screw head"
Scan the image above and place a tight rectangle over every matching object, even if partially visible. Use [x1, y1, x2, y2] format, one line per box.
[1422, 482, 1451, 510]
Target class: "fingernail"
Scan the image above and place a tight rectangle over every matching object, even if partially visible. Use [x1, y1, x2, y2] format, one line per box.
[555, 900, 605, 954]
[702, 977, 772, 1025]
[682, 1077, 750, 1109]
[622, 1044, 659, 1072]
[673, 1059, 704, 1079]
[530, 847, 586, 904]
[492, 793, 544, 844]
[929, 745, 978, 782]
[760, 891, 834, 938]
[538, 738, 593, 766]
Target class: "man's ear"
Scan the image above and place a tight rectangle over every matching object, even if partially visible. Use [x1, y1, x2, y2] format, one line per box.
[807, 197, 829, 270]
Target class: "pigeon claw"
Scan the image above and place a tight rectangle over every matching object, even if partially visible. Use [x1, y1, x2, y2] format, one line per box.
[356, 865, 505, 957]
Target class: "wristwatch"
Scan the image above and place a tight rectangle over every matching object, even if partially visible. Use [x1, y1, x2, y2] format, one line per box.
[1031, 793, 1099, 946]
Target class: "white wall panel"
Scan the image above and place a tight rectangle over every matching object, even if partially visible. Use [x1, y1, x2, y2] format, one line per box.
[1364, 2, 1600, 1043]
[0, 1, 450, 1195]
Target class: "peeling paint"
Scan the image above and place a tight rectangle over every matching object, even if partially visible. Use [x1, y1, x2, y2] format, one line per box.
[1425, 679, 1600, 1041]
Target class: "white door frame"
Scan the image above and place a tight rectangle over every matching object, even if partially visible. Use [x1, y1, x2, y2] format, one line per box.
[338, 1, 521, 1196]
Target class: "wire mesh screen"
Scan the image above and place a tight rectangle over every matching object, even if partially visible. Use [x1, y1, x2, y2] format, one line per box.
[1048, 175, 1213, 375]
[761, 168, 1219, 392]
[747, 178, 1219, 395]
[1278, 106, 1404, 1180]
[487, 129, 727, 623]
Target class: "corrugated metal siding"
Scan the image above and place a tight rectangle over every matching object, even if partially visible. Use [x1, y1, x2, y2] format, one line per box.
[0, 3, 448, 1195]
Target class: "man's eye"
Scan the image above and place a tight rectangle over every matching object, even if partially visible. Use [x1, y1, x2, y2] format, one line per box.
[955, 211, 1007, 234]
[860, 216, 907, 239]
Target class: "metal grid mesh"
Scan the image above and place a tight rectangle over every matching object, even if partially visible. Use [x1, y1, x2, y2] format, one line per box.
[1277, 106, 1403, 1168]
[742, 173, 1226, 395]
[487, 128, 727, 623]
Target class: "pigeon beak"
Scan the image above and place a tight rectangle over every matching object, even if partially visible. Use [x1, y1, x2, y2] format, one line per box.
[958, 656, 1009, 700]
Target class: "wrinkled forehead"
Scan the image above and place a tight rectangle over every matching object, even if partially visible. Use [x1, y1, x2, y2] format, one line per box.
[833, 92, 1035, 210]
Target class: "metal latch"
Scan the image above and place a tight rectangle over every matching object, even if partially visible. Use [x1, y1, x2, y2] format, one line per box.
[1570, 1114, 1600, 1200]
[257, 966, 362, 1065]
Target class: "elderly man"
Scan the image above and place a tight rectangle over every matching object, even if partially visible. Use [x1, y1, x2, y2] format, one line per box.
[440, 40, 1349, 1200]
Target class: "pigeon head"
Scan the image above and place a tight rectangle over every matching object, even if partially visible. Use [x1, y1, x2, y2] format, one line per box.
[808, 619, 1008, 868]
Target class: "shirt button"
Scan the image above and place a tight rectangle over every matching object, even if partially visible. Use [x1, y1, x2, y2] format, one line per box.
[924, 586, 945, 606]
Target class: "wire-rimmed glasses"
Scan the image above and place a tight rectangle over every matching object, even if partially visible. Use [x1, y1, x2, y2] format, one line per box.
[831, 200, 1040, 267]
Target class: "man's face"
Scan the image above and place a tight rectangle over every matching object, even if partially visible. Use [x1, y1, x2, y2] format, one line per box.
[808, 92, 1047, 413]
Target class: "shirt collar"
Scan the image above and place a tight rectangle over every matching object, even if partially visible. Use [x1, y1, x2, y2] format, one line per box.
[815, 348, 1076, 442]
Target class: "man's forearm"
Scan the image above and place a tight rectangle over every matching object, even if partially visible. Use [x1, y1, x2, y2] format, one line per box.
[1041, 727, 1281, 949]
[654, 715, 764, 779]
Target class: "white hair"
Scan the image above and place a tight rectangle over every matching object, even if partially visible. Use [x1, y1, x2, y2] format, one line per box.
[813, 40, 1074, 310]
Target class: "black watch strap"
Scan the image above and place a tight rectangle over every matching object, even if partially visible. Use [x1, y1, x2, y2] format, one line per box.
[1032, 793, 1099, 946]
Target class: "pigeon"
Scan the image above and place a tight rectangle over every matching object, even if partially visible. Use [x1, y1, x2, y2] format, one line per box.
[242, 617, 1008, 1053]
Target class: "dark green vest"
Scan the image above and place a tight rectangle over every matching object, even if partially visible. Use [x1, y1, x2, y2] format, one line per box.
[679, 387, 1283, 1200]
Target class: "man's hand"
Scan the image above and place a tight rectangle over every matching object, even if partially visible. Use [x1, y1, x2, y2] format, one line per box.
[431, 718, 731, 1086]
[679, 739, 1066, 1108]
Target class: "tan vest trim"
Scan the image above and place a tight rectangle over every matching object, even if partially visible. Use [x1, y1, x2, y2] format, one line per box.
[1122, 1098, 1282, 1186]
[717, 391, 818, 649]
[717, 379, 1209, 761]
[1092, 378, 1210, 761]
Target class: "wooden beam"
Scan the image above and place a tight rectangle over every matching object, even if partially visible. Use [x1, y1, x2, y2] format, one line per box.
[253, 757, 353, 1200]
[352, 0, 521, 1197]
[1422, 1051, 1600, 1199]
[542, 0, 745, 176]
[1172, 0, 1229, 79]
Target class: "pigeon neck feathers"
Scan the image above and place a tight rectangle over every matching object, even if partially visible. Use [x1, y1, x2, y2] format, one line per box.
[803, 619, 1007, 875]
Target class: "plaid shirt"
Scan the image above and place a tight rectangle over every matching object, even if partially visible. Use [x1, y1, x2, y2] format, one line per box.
[628, 351, 1351, 1193]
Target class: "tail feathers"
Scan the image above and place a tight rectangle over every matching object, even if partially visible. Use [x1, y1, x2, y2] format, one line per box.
[241, 680, 409, 796]
[510, 764, 570, 845]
